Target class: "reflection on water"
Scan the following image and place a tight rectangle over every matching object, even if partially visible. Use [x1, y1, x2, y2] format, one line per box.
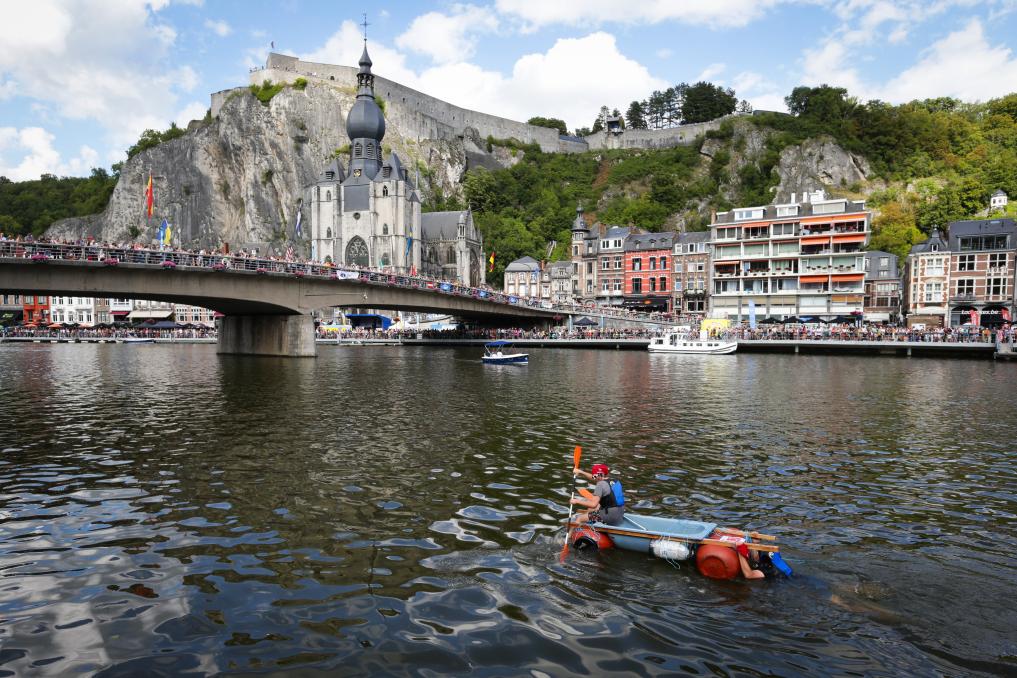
[1, 344, 1015, 676]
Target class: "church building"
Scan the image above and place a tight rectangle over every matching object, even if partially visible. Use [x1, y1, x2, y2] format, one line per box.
[305, 43, 485, 286]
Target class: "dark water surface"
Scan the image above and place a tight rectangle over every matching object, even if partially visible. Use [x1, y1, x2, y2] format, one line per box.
[1, 344, 1015, 677]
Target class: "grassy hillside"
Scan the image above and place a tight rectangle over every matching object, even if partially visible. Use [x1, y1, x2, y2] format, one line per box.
[469, 88, 1017, 282]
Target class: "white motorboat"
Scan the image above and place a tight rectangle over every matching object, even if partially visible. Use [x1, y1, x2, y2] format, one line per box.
[481, 340, 529, 364]
[648, 330, 737, 355]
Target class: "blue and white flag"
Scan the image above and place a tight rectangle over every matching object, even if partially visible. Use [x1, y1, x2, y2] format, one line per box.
[294, 210, 302, 239]
[405, 236, 413, 257]
[157, 218, 167, 244]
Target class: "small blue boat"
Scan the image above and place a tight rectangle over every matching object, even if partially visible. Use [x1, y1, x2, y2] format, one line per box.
[567, 513, 792, 580]
[482, 340, 528, 364]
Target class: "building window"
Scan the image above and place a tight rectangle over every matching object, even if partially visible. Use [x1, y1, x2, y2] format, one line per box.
[650, 278, 656, 292]
[573, 245, 579, 256]
[879, 256, 889, 268]
[988, 277, 1008, 296]
[734, 208, 764, 221]
[957, 254, 975, 271]
[602, 259, 610, 270]
[649, 257, 656, 270]
[602, 280, 610, 291]
[924, 282, 943, 303]
[776, 206, 799, 218]
[614, 281, 622, 292]
[988, 252, 1007, 268]
[659, 276, 667, 291]
[354, 142, 363, 158]
[659, 256, 667, 270]
[587, 262, 593, 274]
[956, 279, 974, 296]
[614, 256, 622, 270]
[382, 224, 389, 235]
[926, 257, 945, 276]
[382, 186, 389, 197]
[673, 263, 683, 274]
[632, 258, 642, 271]
[633, 279, 642, 294]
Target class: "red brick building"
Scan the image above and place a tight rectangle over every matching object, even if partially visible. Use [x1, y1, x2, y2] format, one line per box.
[623, 232, 675, 312]
[22, 294, 50, 325]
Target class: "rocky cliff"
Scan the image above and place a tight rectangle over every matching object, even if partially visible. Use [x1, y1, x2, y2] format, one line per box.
[47, 81, 498, 251]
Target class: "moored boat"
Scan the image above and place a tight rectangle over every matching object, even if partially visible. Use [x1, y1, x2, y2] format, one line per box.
[567, 513, 791, 580]
[482, 340, 528, 364]
[648, 329, 737, 355]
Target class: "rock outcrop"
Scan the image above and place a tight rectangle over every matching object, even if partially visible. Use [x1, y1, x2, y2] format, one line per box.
[772, 136, 871, 202]
[48, 82, 506, 250]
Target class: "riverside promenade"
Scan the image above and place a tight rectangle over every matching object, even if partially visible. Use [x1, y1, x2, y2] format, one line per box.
[3, 334, 1009, 359]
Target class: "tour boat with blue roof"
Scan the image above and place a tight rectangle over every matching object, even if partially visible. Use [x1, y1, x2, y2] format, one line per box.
[481, 340, 528, 364]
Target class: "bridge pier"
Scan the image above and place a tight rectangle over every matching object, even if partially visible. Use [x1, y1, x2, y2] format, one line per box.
[218, 314, 316, 357]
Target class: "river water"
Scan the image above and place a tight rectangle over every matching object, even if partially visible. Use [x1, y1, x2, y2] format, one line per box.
[1, 343, 1015, 677]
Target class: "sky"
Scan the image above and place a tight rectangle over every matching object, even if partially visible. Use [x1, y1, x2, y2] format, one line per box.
[2, 0, 1017, 181]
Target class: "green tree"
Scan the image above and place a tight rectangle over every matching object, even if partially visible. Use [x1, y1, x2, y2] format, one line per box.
[869, 200, 924, 260]
[681, 81, 738, 123]
[527, 116, 569, 135]
[626, 100, 647, 129]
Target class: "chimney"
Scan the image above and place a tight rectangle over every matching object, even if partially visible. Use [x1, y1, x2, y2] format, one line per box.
[710, 209, 717, 223]
[790, 192, 796, 204]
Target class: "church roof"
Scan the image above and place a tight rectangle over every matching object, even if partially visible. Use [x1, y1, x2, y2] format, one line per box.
[421, 210, 469, 240]
[318, 158, 346, 183]
[380, 152, 410, 184]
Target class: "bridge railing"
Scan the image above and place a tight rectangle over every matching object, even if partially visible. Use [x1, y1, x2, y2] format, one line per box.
[1, 240, 673, 323]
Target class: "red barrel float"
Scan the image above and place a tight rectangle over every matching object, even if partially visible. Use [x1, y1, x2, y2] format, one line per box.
[572, 527, 613, 551]
[696, 543, 740, 580]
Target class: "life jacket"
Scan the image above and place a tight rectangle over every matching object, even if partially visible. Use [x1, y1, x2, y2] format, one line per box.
[599, 479, 625, 508]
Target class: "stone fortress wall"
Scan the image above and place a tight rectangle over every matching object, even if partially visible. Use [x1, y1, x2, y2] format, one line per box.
[210, 53, 739, 155]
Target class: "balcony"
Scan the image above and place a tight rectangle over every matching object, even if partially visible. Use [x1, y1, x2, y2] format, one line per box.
[951, 293, 977, 302]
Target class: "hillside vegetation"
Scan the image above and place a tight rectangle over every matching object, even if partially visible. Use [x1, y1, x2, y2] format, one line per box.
[467, 87, 1017, 281]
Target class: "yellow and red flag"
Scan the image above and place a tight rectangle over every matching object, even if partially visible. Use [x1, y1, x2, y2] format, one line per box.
[145, 173, 154, 218]
[488, 251, 495, 272]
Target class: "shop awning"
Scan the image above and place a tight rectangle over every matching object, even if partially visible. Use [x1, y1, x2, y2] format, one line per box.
[799, 275, 829, 283]
[800, 236, 830, 245]
[831, 273, 864, 282]
[127, 310, 173, 319]
[111, 310, 130, 316]
[832, 234, 866, 244]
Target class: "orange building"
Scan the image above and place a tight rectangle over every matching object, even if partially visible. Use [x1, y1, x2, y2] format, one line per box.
[22, 294, 50, 325]
[623, 232, 675, 312]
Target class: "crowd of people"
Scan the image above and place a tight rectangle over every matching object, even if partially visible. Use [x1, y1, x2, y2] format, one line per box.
[0, 234, 677, 324]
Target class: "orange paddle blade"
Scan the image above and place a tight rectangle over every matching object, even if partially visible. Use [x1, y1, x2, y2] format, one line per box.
[573, 445, 582, 469]
[578, 487, 595, 500]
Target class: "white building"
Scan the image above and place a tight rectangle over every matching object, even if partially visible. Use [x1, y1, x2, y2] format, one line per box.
[49, 296, 96, 325]
[990, 189, 1008, 212]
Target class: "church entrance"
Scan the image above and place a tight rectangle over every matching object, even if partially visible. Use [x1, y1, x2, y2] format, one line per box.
[470, 251, 480, 287]
[346, 237, 369, 267]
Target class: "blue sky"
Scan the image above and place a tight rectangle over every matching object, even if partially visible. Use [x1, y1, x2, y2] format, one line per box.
[2, 0, 1017, 181]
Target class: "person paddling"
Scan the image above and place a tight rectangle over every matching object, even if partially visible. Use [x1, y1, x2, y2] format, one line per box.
[571, 463, 625, 526]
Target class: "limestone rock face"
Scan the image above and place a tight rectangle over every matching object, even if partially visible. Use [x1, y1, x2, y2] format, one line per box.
[47, 82, 506, 250]
[773, 136, 871, 202]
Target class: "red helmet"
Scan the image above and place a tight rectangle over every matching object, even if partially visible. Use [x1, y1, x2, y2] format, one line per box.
[591, 463, 610, 477]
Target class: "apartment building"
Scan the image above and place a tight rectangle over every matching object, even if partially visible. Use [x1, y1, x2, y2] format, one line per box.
[570, 205, 599, 300]
[672, 232, 710, 316]
[623, 232, 674, 312]
[22, 295, 50, 324]
[49, 296, 97, 325]
[710, 190, 871, 321]
[596, 226, 632, 307]
[946, 219, 1015, 327]
[903, 229, 950, 327]
[503, 256, 541, 298]
[863, 250, 902, 323]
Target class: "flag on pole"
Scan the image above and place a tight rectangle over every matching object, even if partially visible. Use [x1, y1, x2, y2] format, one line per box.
[295, 210, 302, 238]
[145, 173, 154, 218]
[405, 235, 413, 257]
[488, 251, 495, 272]
[157, 218, 167, 244]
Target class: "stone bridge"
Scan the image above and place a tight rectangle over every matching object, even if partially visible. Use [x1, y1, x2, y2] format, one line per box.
[0, 244, 556, 357]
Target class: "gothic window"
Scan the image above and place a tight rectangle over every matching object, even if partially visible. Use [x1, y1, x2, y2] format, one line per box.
[382, 224, 389, 235]
[447, 247, 456, 264]
[326, 190, 331, 202]
[345, 236, 369, 267]
[382, 186, 388, 197]
[354, 142, 363, 158]
[326, 228, 332, 239]
[428, 248, 437, 264]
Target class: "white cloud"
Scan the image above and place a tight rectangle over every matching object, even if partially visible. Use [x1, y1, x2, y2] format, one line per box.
[302, 21, 418, 84]
[495, 0, 785, 29]
[0, 127, 98, 180]
[696, 63, 726, 81]
[204, 19, 232, 37]
[877, 18, 1017, 102]
[174, 101, 208, 128]
[417, 32, 667, 130]
[0, 1, 203, 168]
[396, 5, 499, 64]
